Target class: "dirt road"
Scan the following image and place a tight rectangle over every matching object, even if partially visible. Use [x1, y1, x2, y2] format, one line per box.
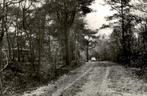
[22, 61, 147, 96]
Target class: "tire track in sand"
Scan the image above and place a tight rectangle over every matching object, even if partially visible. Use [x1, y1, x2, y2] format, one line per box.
[52, 64, 93, 96]
[99, 67, 111, 94]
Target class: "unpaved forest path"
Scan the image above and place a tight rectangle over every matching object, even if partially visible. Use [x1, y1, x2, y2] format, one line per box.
[21, 61, 147, 96]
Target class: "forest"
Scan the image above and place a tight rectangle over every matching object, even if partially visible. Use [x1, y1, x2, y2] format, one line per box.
[0, 0, 146, 96]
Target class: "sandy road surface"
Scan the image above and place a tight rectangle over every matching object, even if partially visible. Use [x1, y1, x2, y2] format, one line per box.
[21, 62, 95, 96]
[61, 61, 147, 96]
[21, 61, 147, 96]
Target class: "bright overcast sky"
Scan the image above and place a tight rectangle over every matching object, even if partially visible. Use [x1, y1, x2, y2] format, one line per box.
[85, 0, 113, 30]
[85, 0, 115, 37]
[85, 0, 146, 37]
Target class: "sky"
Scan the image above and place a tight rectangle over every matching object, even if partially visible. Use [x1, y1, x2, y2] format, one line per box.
[85, 0, 147, 37]
[85, 0, 114, 37]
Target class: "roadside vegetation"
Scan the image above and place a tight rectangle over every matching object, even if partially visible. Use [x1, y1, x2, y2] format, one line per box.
[0, 0, 96, 95]
[95, 0, 147, 68]
[0, 0, 147, 96]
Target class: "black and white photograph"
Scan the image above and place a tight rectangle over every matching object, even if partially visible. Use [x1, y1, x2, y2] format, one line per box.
[0, 0, 147, 96]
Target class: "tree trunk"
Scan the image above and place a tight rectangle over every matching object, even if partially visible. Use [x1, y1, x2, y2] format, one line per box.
[121, 0, 127, 63]
[0, 45, 3, 96]
[86, 40, 89, 62]
[64, 28, 71, 65]
[0, 0, 6, 95]
[37, 13, 46, 79]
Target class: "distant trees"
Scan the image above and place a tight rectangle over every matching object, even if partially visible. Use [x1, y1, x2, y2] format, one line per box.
[104, 0, 133, 63]
[45, 0, 94, 65]
[99, 0, 147, 67]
